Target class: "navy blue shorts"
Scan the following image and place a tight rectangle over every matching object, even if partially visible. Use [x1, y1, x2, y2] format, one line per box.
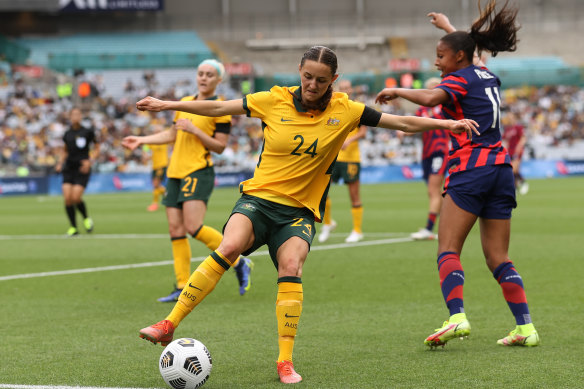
[422, 152, 447, 182]
[445, 164, 517, 219]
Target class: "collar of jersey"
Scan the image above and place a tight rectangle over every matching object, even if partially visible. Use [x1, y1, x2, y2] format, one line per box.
[290, 86, 332, 114]
[289, 87, 308, 112]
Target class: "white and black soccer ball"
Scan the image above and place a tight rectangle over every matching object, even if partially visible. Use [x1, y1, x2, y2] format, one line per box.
[159, 338, 212, 389]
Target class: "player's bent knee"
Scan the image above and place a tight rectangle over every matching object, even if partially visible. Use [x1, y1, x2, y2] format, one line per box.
[277, 260, 302, 278]
[216, 240, 244, 262]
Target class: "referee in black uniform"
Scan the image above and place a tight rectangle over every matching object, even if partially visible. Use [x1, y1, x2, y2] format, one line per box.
[55, 107, 97, 236]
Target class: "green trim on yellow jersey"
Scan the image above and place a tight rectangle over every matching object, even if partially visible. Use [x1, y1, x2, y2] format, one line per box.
[290, 87, 309, 112]
[241, 85, 365, 222]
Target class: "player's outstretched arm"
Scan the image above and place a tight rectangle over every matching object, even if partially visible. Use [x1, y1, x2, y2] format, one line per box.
[137, 96, 246, 117]
[428, 12, 456, 34]
[427, 11, 486, 67]
[376, 87, 448, 108]
[377, 113, 479, 138]
[121, 128, 177, 150]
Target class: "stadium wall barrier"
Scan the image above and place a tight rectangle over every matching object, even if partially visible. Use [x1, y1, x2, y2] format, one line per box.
[1, 160, 583, 196]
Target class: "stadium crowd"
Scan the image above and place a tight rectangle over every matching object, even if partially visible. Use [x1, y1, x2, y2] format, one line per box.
[1, 71, 583, 177]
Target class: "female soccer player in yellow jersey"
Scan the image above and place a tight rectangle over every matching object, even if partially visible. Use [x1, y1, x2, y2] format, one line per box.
[122, 59, 253, 302]
[135, 46, 478, 384]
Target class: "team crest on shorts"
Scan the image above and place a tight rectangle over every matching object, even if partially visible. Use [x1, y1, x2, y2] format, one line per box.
[241, 203, 256, 211]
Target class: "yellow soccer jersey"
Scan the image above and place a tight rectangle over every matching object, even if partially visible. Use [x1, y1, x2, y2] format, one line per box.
[242, 85, 366, 221]
[150, 143, 169, 170]
[167, 95, 231, 178]
[337, 126, 361, 163]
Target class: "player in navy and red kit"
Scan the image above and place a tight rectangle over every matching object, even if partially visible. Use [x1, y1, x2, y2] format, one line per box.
[502, 111, 529, 194]
[411, 78, 450, 241]
[376, 1, 539, 348]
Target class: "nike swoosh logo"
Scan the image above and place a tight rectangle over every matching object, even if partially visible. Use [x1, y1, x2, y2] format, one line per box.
[281, 118, 293, 122]
[284, 313, 299, 318]
[188, 283, 202, 291]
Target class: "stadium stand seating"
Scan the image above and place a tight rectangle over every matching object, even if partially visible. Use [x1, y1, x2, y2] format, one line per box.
[0, 34, 29, 64]
[16, 31, 213, 70]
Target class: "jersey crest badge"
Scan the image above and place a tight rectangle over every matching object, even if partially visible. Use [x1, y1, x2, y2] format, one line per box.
[326, 117, 340, 126]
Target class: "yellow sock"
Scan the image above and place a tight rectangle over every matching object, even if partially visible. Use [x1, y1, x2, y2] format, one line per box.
[194, 225, 241, 267]
[154, 186, 165, 202]
[166, 251, 232, 327]
[323, 197, 332, 225]
[194, 225, 223, 251]
[276, 278, 303, 363]
[171, 236, 192, 289]
[351, 206, 363, 233]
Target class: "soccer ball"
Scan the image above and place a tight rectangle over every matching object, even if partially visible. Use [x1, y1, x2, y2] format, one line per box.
[159, 338, 212, 389]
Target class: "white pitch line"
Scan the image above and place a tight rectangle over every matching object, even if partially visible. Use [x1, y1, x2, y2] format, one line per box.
[0, 385, 161, 389]
[0, 236, 412, 282]
[0, 232, 406, 240]
[0, 234, 169, 240]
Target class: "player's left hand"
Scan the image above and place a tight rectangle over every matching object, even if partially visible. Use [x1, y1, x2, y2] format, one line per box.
[450, 119, 480, 139]
[175, 118, 199, 135]
[375, 88, 399, 105]
[122, 136, 142, 150]
[136, 96, 166, 112]
[79, 159, 91, 174]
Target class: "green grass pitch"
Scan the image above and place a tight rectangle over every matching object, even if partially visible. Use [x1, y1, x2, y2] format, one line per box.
[1, 177, 583, 388]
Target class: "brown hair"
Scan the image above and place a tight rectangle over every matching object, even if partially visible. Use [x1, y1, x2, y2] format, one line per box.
[298, 46, 338, 111]
[440, 0, 520, 61]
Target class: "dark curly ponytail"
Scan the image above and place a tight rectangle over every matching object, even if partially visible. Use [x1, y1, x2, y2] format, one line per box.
[440, 0, 520, 62]
[469, 0, 520, 57]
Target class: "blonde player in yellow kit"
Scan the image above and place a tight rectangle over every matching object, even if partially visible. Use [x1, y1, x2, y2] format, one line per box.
[145, 123, 169, 212]
[122, 59, 253, 302]
[319, 79, 367, 243]
[135, 46, 479, 384]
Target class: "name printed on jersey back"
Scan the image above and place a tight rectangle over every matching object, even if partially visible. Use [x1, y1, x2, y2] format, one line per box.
[474, 68, 495, 80]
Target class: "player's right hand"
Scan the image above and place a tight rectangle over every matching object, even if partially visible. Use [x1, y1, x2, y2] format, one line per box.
[375, 88, 399, 105]
[427, 12, 456, 33]
[122, 136, 141, 150]
[450, 119, 480, 139]
[136, 96, 166, 112]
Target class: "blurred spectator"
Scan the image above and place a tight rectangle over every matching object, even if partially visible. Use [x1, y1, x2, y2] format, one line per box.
[1, 74, 584, 178]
